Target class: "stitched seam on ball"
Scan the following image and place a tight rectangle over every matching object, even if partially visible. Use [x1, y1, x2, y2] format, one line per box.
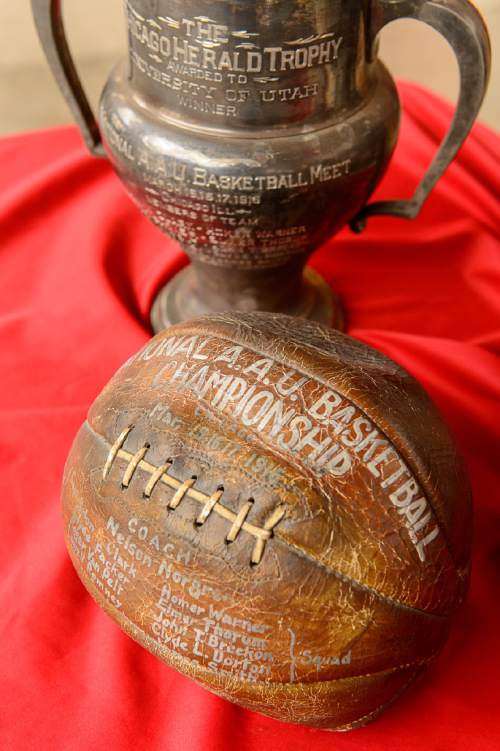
[335, 668, 424, 731]
[94, 422, 285, 565]
[86, 421, 446, 619]
[159, 387, 450, 617]
[162, 324, 458, 571]
[275, 536, 447, 619]
[146, 378, 452, 617]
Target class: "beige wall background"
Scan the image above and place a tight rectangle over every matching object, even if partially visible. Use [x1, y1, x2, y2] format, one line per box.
[0, 1, 498, 136]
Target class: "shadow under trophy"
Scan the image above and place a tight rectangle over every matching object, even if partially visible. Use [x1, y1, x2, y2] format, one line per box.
[33, 0, 490, 331]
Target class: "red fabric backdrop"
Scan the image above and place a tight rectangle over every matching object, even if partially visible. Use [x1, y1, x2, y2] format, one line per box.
[0, 84, 499, 750]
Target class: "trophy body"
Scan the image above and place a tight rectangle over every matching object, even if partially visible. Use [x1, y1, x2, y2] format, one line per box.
[100, 9, 399, 328]
[101, 1, 401, 329]
[33, 0, 490, 330]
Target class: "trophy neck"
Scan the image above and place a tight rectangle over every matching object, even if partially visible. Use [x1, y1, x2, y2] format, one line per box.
[125, 0, 373, 132]
[188, 259, 307, 314]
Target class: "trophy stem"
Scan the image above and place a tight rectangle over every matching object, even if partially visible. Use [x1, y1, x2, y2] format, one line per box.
[150, 260, 344, 333]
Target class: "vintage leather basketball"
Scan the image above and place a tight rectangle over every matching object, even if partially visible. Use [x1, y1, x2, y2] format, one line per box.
[62, 313, 472, 730]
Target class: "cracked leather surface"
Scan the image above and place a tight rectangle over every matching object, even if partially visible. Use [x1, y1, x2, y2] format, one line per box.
[62, 312, 471, 729]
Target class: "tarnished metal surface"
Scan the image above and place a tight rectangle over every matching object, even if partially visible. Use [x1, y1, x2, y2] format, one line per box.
[32, 0, 490, 328]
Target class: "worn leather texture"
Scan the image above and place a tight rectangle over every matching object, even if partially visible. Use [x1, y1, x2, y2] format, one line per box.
[63, 313, 472, 729]
[1, 84, 499, 748]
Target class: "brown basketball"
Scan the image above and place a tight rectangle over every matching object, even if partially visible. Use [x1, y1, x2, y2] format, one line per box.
[62, 313, 471, 730]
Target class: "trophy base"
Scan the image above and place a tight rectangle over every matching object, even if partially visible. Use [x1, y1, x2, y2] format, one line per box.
[150, 266, 344, 334]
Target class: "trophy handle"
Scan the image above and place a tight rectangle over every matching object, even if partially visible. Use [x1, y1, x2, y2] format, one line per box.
[350, 0, 491, 232]
[31, 0, 106, 158]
